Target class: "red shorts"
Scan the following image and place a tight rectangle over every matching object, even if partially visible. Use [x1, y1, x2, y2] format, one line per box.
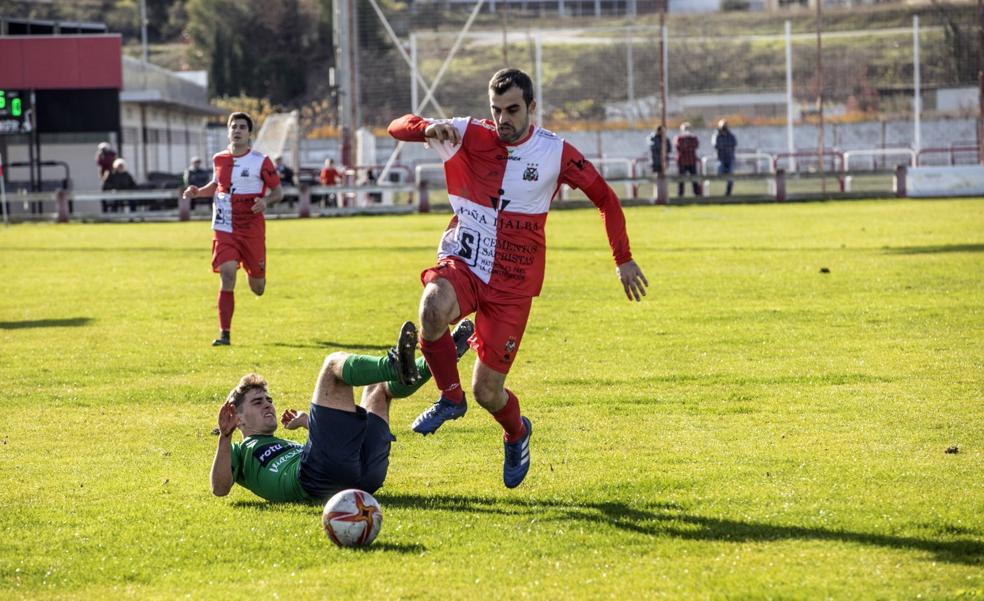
[421, 258, 532, 374]
[212, 231, 266, 278]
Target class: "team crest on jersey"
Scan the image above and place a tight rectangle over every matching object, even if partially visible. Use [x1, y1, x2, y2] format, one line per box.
[240, 167, 250, 177]
[523, 164, 539, 182]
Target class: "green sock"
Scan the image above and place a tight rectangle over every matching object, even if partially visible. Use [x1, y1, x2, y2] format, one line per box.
[386, 358, 432, 398]
[341, 354, 397, 386]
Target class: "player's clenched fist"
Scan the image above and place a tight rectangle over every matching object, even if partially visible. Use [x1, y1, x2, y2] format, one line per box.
[424, 123, 461, 145]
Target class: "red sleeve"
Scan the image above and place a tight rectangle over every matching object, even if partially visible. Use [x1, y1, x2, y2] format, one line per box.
[260, 156, 281, 188]
[388, 114, 429, 142]
[583, 175, 633, 266]
[558, 141, 600, 191]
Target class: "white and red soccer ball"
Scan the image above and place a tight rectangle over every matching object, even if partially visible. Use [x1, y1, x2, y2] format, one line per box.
[322, 489, 383, 547]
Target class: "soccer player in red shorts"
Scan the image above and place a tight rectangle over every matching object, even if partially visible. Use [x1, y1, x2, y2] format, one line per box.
[388, 69, 649, 488]
[182, 112, 283, 346]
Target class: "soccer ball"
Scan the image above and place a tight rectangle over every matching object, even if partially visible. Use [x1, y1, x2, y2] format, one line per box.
[322, 489, 383, 547]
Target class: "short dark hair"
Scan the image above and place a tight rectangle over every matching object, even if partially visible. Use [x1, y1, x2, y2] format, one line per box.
[226, 373, 268, 412]
[489, 68, 534, 106]
[228, 112, 254, 132]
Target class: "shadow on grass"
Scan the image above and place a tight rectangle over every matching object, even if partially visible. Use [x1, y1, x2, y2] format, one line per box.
[231, 499, 323, 511]
[883, 243, 984, 255]
[378, 492, 983, 566]
[270, 340, 393, 351]
[230, 499, 425, 554]
[0, 317, 92, 330]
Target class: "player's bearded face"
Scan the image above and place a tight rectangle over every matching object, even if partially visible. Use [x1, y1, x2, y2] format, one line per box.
[490, 86, 535, 144]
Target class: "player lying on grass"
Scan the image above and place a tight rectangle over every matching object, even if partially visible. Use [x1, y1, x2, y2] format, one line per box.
[210, 319, 474, 502]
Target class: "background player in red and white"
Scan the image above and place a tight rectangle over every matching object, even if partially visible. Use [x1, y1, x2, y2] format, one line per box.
[388, 68, 648, 489]
[182, 112, 283, 346]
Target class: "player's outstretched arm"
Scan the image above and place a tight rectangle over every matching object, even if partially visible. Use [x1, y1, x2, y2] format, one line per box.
[210, 401, 237, 497]
[387, 114, 430, 142]
[280, 408, 309, 430]
[616, 260, 649, 302]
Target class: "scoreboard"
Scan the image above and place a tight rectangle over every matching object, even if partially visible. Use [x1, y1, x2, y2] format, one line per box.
[0, 90, 32, 135]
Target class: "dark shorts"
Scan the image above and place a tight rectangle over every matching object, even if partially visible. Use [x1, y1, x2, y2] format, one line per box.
[297, 404, 396, 500]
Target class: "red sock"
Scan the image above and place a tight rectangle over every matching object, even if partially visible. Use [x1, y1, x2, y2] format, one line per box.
[493, 389, 526, 442]
[218, 290, 234, 332]
[420, 330, 464, 404]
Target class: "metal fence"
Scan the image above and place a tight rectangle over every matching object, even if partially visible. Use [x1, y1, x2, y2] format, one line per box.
[346, 2, 979, 154]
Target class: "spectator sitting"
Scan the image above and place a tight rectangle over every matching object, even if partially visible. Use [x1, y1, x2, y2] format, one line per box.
[183, 157, 212, 210]
[673, 122, 702, 198]
[711, 119, 737, 196]
[647, 125, 672, 175]
[274, 156, 295, 187]
[274, 156, 296, 208]
[102, 158, 137, 212]
[95, 142, 117, 180]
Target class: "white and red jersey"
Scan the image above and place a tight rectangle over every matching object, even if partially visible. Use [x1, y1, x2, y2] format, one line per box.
[211, 149, 280, 235]
[389, 115, 632, 297]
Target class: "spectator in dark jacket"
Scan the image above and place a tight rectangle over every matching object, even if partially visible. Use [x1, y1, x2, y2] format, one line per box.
[712, 119, 738, 196]
[274, 156, 295, 186]
[648, 125, 672, 175]
[102, 158, 138, 212]
[673, 122, 701, 197]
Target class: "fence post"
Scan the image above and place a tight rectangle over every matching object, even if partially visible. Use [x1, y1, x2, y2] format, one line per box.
[55, 189, 69, 223]
[178, 194, 190, 221]
[655, 175, 668, 205]
[298, 183, 311, 218]
[418, 180, 430, 213]
[894, 164, 907, 198]
[775, 169, 786, 202]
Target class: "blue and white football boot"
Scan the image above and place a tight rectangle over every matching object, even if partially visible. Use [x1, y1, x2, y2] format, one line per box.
[503, 416, 532, 489]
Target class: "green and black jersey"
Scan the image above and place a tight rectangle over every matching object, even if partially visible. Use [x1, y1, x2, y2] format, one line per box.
[230, 435, 312, 502]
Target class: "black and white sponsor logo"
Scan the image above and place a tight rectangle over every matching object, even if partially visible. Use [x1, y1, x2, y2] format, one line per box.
[253, 442, 298, 468]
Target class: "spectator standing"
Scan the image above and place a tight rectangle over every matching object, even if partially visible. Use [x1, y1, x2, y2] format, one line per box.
[95, 142, 117, 180]
[183, 157, 212, 210]
[712, 119, 737, 196]
[319, 158, 341, 186]
[673, 123, 702, 197]
[102, 158, 137, 212]
[319, 158, 341, 208]
[647, 125, 672, 175]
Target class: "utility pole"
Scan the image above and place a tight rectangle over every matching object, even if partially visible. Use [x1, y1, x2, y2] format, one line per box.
[139, 0, 148, 64]
[334, 0, 357, 167]
[816, 0, 825, 195]
[658, 0, 668, 176]
[978, 0, 983, 164]
[501, 1, 510, 66]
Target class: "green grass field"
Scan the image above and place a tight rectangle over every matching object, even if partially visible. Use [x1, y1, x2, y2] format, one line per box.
[2, 198, 982, 599]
